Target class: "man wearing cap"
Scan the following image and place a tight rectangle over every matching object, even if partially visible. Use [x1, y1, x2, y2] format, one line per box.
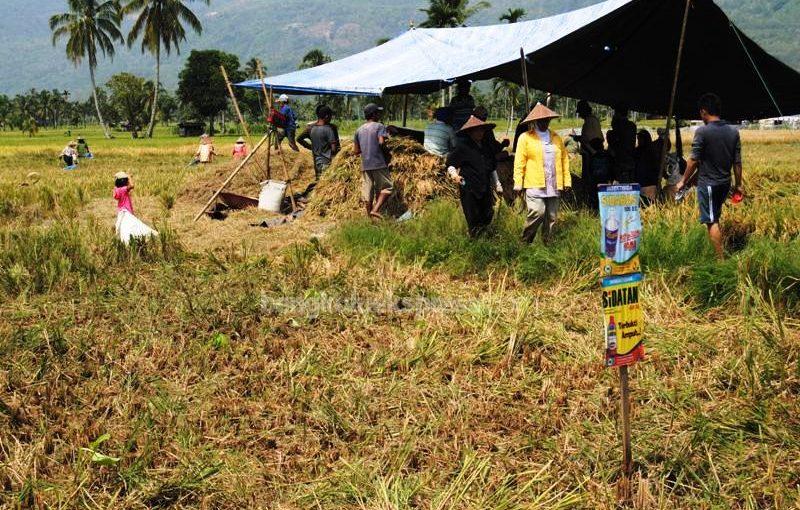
[423, 107, 457, 157]
[354, 103, 393, 218]
[298, 104, 340, 180]
[676, 93, 744, 259]
[446, 115, 503, 237]
[513, 103, 571, 244]
[276, 94, 299, 151]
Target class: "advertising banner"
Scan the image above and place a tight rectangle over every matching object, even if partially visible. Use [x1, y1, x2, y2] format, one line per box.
[598, 184, 642, 277]
[601, 273, 644, 367]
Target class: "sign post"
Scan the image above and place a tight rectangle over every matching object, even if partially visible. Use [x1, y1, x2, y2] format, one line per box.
[598, 184, 644, 503]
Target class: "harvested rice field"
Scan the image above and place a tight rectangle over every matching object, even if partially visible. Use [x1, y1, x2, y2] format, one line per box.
[0, 126, 799, 509]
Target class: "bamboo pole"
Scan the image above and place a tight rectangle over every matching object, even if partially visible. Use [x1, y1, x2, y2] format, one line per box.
[658, 0, 692, 196]
[193, 133, 271, 222]
[256, 63, 272, 180]
[220, 65, 252, 146]
[618, 365, 633, 503]
[402, 94, 409, 127]
[519, 48, 530, 110]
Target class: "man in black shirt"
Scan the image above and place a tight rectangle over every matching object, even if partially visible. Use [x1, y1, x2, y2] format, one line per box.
[298, 105, 340, 180]
[446, 116, 503, 237]
[677, 93, 744, 259]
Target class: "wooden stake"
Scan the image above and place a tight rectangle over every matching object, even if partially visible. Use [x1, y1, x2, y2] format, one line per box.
[220, 65, 252, 146]
[618, 365, 633, 503]
[658, 0, 692, 195]
[192, 133, 271, 222]
[519, 48, 530, 110]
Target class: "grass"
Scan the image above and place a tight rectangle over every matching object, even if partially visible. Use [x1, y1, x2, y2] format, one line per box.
[0, 126, 799, 508]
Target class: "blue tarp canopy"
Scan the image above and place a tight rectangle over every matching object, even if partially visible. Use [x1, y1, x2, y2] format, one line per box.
[237, 0, 800, 120]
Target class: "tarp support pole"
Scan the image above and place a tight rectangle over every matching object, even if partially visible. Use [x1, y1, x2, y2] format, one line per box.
[193, 133, 271, 222]
[256, 63, 272, 180]
[402, 94, 409, 127]
[658, 0, 692, 195]
[519, 48, 530, 109]
[220, 65, 252, 148]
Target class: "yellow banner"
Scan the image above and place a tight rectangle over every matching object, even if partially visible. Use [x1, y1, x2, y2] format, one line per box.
[601, 273, 644, 368]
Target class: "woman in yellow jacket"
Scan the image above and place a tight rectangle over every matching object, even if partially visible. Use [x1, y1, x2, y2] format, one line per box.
[513, 103, 571, 243]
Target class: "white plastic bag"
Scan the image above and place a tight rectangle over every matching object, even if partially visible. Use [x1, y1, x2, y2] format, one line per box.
[115, 210, 158, 245]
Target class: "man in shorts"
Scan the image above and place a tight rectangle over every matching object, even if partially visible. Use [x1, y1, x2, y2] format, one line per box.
[354, 103, 393, 218]
[677, 93, 744, 259]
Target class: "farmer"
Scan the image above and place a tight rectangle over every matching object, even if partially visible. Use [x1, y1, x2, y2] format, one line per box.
[231, 137, 248, 159]
[298, 104, 340, 180]
[676, 93, 744, 259]
[354, 103, 393, 219]
[472, 106, 510, 160]
[570, 100, 603, 200]
[449, 79, 476, 130]
[113, 171, 157, 244]
[634, 129, 660, 204]
[587, 138, 614, 209]
[609, 106, 637, 183]
[76, 136, 93, 158]
[446, 116, 503, 237]
[60, 141, 78, 169]
[194, 134, 217, 164]
[423, 107, 457, 157]
[275, 94, 299, 151]
[513, 103, 571, 244]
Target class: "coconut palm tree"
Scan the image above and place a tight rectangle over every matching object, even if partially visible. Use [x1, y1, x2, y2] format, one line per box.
[299, 49, 332, 69]
[123, 0, 208, 138]
[492, 78, 521, 134]
[419, 0, 490, 28]
[499, 7, 526, 23]
[50, 0, 123, 139]
[244, 57, 264, 79]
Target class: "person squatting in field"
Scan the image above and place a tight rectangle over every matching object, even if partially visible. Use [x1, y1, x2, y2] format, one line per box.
[676, 93, 744, 259]
[446, 115, 503, 237]
[514, 103, 571, 244]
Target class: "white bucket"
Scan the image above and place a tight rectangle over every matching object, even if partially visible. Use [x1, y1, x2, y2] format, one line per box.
[258, 180, 287, 212]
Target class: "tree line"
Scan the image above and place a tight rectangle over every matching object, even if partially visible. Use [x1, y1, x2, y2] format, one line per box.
[39, 0, 598, 138]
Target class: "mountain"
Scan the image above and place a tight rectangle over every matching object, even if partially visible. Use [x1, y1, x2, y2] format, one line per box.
[1, 0, 798, 97]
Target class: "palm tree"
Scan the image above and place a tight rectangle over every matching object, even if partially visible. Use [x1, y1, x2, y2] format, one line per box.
[419, 0, 491, 28]
[492, 78, 521, 134]
[123, 0, 208, 138]
[50, 0, 123, 139]
[244, 57, 263, 79]
[299, 49, 331, 69]
[499, 7, 526, 23]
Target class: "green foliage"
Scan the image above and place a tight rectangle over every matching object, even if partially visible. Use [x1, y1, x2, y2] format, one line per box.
[106, 73, 153, 135]
[419, 0, 492, 28]
[177, 49, 244, 131]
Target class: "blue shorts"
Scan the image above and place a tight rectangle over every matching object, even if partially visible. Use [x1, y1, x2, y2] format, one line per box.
[697, 183, 730, 224]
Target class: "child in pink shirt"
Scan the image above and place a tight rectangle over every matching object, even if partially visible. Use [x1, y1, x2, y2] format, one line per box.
[113, 171, 134, 214]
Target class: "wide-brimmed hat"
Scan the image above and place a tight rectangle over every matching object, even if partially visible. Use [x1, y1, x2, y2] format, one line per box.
[277, 94, 289, 103]
[235, 137, 246, 143]
[68, 141, 78, 147]
[114, 171, 129, 180]
[458, 115, 496, 133]
[522, 103, 560, 125]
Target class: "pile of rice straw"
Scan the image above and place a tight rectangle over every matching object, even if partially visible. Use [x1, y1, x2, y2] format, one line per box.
[179, 148, 314, 203]
[306, 137, 458, 219]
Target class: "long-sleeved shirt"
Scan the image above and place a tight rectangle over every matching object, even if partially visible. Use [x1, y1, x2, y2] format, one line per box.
[423, 120, 457, 157]
[446, 134, 496, 197]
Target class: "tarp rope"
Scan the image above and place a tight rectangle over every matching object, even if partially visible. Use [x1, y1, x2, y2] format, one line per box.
[730, 22, 783, 117]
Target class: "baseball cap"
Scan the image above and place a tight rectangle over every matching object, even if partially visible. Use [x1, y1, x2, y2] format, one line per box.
[364, 103, 384, 117]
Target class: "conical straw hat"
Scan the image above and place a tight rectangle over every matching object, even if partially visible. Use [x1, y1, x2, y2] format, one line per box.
[521, 103, 560, 125]
[458, 115, 496, 133]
